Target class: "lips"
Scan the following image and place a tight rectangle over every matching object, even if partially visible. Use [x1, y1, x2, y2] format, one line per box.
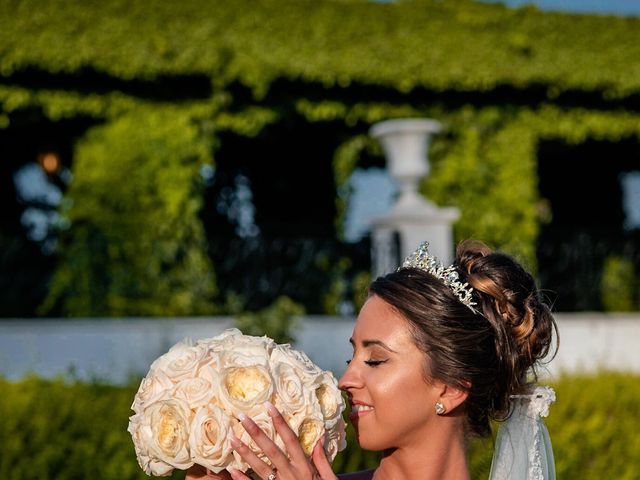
[348, 401, 374, 421]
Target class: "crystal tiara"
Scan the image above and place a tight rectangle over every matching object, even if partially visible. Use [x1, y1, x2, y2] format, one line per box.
[400, 241, 477, 311]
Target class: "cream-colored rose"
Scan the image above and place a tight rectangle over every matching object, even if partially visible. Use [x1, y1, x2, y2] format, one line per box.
[189, 404, 234, 473]
[312, 372, 345, 428]
[139, 398, 194, 471]
[219, 336, 273, 368]
[292, 415, 325, 457]
[199, 327, 243, 345]
[272, 362, 315, 418]
[270, 344, 322, 383]
[174, 376, 216, 410]
[131, 370, 174, 414]
[218, 365, 274, 414]
[149, 339, 209, 383]
[196, 328, 243, 354]
[128, 413, 175, 476]
[323, 417, 347, 462]
[221, 331, 276, 352]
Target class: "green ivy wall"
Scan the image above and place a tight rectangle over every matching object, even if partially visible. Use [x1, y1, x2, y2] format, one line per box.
[2, 0, 639, 314]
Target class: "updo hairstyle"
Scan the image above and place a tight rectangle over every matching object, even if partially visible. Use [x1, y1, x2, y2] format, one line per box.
[368, 239, 557, 437]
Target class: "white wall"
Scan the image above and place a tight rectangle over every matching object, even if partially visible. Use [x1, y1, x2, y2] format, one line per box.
[1, 314, 639, 385]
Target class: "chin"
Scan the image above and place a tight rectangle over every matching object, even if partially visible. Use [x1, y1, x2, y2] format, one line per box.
[355, 431, 389, 452]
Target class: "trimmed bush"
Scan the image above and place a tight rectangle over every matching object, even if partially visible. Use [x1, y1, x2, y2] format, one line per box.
[1, 373, 639, 479]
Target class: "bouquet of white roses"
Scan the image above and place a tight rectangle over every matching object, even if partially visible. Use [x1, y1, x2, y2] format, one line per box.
[128, 328, 347, 476]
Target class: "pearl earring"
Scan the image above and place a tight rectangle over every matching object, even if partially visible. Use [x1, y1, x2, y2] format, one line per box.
[435, 401, 446, 415]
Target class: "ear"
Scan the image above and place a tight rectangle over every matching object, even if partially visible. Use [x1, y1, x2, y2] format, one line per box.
[438, 382, 469, 413]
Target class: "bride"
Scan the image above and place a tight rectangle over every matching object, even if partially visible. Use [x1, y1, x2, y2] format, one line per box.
[187, 239, 557, 480]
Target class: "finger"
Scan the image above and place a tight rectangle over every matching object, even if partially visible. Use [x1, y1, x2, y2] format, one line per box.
[311, 436, 337, 480]
[264, 401, 308, 466]
[228, 468, 252, 480]
[238, 412, 290, 470]
[230, 431, 277, 480]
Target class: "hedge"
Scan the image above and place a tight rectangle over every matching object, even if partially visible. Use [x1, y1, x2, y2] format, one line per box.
[0, 372, 638, 479]
[1, 0, 639, 97]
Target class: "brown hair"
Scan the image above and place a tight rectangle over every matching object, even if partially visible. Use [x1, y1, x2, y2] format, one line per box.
[368, 239, 557, 437]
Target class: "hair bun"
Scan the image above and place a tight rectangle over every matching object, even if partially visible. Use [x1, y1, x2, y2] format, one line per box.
[456, 240, 557, 402]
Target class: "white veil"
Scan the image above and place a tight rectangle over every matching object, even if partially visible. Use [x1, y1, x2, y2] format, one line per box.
[488, 385, 556, 480]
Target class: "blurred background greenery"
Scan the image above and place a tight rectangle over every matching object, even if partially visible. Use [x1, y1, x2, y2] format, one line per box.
[2, 0, 640, 319]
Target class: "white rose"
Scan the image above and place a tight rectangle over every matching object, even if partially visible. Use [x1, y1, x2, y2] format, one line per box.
[291, 414, 325, 457]
[323, 417, 347, 462]
[189, 404, 234, 473]
[218, 365, 274, 415]
[219, 335, 273, 368]
[150, 339, 209, 383]
[174, 376, 216, 409]
[131, 370, 174, 413]
[271, 344, 322, 383]
[201, 328, 243, 344]
[312, 372, 345, 428]
[272, 362, 315, 419]
[196, 328, 243, 353]
[138, 398, 194, 471]
[128, 413, 174, 476]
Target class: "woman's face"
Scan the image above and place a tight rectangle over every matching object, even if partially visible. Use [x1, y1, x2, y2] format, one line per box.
[338, 294, 442, 451]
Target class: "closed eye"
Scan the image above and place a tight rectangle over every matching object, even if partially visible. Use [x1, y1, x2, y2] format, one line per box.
[364, 359, 388, 367]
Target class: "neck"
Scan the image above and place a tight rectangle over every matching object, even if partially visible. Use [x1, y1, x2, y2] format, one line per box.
[372, 419, 470, 480]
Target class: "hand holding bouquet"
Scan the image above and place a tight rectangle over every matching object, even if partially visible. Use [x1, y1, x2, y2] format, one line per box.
[128, 328, 347, 476]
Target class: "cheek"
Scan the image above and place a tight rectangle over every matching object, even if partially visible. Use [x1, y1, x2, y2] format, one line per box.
[377, 370, 434, 415]
[356, 370, 436, 450]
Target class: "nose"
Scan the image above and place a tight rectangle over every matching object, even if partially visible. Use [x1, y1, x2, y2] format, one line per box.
[338, 360, 361, 392]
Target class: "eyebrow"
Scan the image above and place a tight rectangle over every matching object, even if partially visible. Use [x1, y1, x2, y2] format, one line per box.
[349, 338, 398, 353]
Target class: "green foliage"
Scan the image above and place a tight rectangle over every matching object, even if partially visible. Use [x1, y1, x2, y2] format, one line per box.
[40, 108, 217, 316]
[1, 0, 640, 98]
[351, 271, 372, 312]
[601, 256, 637, 312]
[3, 0, 640, 313]
[426, 110, 539, 266]
[1, 373, 639, 479]
[0, 376, 186, 480]
[544, 373, 640, 479]
[234, 296, 305, 344]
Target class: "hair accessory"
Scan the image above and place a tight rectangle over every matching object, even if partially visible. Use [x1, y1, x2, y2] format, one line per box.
[435, 401, 446, 415]
[401, 241, 477, 311]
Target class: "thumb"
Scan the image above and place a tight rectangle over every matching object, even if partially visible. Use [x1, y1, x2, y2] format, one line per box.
[311, 436, 337, 480]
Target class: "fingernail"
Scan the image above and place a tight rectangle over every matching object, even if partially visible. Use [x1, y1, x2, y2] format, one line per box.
[264, 401, 277, 417]
[237, 412, 247, 422]
[228, 468, 240, 479]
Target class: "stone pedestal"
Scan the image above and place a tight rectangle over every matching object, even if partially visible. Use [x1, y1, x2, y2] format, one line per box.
[369, 118, 460, 278]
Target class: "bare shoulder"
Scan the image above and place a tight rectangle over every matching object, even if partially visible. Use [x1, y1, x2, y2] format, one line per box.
[338, 470, 375, 480]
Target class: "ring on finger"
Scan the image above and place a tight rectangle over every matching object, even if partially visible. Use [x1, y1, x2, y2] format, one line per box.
[267, 470, 277, 480]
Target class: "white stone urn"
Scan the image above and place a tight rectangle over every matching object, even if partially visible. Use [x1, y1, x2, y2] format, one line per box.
[369, 118, 442, 211]
[369, 118, 459, 274]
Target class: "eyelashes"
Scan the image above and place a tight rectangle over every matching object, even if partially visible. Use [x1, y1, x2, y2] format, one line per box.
[345, 359, 388, 367]
[364, 359, 387, 367]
